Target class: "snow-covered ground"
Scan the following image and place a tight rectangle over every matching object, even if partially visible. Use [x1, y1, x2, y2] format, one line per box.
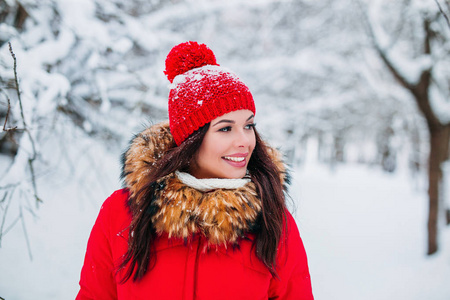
[294, 160, 450, 300]
[0, 143, 449, 300]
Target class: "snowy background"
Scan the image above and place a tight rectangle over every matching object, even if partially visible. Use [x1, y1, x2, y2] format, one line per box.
[0, 0, 450, 299]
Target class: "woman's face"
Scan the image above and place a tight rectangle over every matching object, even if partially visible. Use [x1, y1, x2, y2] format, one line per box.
[190, 109, 256, 179]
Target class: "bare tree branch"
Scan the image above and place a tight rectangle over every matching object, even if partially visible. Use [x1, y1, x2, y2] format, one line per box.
[7, 42, 42, 205]
[0, 89, 15, 131]
[9, 42, 28, 131]
[0, 183, 20, 190]
[1, 89, 19, 132]
[20, 206, 32, 260]
[1, 214, 20, 237]
[435, 0, 450, 29]
[0, 190, 13, 247]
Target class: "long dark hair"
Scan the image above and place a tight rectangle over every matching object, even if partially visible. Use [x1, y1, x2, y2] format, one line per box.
[119, 124, 287, 282]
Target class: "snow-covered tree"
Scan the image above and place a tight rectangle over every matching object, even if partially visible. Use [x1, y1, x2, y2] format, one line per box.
[362, 0, 450, 254]
[0, 0, 169, 246]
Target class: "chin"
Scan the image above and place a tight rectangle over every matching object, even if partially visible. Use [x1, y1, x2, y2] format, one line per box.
[225, 170, 247, 179]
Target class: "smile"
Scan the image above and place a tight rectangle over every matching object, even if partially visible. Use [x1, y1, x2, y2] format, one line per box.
[223, 156, 245, 162]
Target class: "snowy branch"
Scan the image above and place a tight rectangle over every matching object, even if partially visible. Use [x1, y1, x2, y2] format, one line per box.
[361, 2, 445, 129]
[364, 7, 432, 89]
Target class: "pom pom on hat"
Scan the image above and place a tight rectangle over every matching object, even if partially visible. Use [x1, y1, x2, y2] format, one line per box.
[164, 41, 218, 83]
[165, 41, 255, 145]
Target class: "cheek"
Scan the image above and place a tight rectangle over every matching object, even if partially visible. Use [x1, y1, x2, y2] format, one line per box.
[249, 134, 256, 154]
[198, 136, 224, 164]
[205, 136, 228, 157]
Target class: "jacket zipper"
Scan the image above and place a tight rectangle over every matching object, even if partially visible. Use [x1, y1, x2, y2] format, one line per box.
[183, 235, 203, 300]
[193, 235, 203, 299]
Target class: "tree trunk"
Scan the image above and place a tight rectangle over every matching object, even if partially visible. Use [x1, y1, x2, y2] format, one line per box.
[427, 125, 450, 254]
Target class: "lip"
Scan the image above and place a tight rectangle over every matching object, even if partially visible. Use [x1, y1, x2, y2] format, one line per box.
[222, 153, 249, 168]
[223, 153, 248, 158]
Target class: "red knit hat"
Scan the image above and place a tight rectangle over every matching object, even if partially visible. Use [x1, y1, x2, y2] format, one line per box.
[164, 41, 256, 146]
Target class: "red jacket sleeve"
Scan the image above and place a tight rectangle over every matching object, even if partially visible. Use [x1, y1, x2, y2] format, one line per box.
[268, 211, 314, 299]
[76, 191, 125, 300]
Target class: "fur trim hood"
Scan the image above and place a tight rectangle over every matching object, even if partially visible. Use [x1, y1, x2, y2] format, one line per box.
[121, 121, 287, 246]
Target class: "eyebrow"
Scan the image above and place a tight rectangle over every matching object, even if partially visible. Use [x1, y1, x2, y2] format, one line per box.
[212, 114, 254, 127]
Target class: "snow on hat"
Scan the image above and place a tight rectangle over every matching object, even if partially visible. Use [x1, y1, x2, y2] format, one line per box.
[165, 41, 255, 146]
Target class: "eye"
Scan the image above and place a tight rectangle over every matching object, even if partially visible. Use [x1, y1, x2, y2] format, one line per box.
[245, 123, 256, 130]
[218, 126, 232, 132]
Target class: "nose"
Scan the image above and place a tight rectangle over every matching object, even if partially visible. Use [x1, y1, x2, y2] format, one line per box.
[234, 128, 252, 148]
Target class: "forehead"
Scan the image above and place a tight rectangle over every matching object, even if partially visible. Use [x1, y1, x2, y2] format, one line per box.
[212, 110, 254, 122]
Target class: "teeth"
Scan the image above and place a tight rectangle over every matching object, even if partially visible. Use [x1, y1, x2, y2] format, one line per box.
[224, 156, 245, 162]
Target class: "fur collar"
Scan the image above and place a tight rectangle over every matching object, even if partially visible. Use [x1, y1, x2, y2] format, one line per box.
[121, 121, 286, 246]
[151, 173, 261, 246]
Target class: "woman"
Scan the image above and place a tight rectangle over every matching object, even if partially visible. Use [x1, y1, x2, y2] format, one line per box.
[77, 41, 313, 300]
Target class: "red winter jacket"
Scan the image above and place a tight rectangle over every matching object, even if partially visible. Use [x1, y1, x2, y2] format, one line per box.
[76, 189, 313, 300]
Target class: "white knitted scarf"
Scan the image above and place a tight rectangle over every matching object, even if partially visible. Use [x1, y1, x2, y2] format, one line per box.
[175, 171, 251, 192]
